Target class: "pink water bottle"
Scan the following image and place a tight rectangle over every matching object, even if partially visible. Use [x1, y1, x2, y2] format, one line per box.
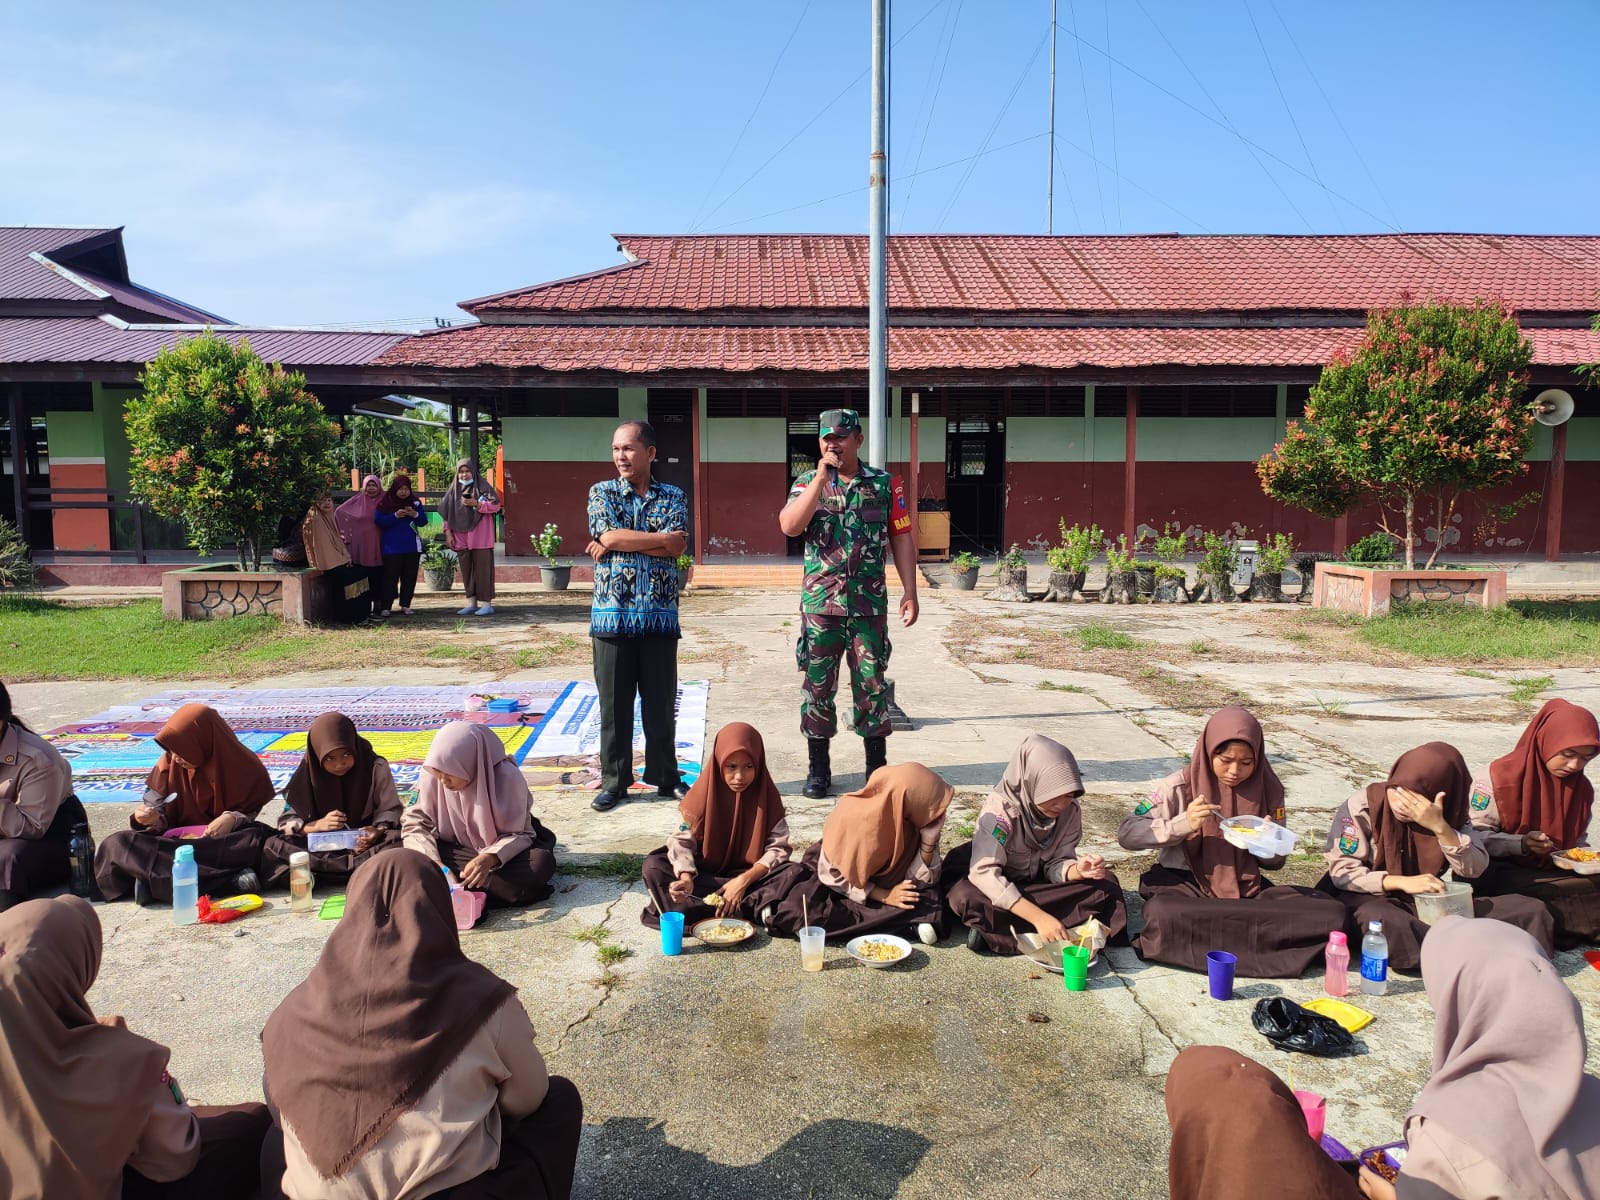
[1324, 930, 1350, 997]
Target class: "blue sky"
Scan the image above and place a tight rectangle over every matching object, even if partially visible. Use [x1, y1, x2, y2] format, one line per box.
[3, 0, 1595, 326]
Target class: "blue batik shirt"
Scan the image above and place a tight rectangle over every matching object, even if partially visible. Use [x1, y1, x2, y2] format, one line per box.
[587, 476, 688, 638]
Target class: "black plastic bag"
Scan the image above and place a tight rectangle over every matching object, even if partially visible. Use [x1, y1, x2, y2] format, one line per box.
[1250, 997, 1356, 1057]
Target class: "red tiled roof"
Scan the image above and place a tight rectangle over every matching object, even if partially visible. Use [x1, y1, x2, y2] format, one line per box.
[377, 322, 1600, 374]
[0, 317, 409, 367]
[466, 234, 1600, 316]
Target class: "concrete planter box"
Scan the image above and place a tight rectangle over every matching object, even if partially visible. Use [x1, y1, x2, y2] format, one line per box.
[162, 565, 323, 623]
[1312, 562, 1507, 618]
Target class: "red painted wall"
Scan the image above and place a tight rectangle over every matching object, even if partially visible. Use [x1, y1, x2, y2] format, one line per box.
[501, 461, 597, 559]
[49, 463, 111, 552]
[1004, 462, 1125, 546]
[703, 462, 787, 556]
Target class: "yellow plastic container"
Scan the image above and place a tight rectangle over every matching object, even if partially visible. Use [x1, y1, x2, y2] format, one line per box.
[1303, 996, 1375, 1033]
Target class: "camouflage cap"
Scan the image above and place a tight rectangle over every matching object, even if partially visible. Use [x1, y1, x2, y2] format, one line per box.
[819, 408, 862, 438]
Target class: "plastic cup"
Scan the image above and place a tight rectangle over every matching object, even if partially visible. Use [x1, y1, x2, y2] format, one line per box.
[1062, 944, 1091, 992]
[1206, 950, 1237, 1000]
[1294, 1090, 1327, 1140]
[660, 911, 685, 956]
[799, 925, 825, 972]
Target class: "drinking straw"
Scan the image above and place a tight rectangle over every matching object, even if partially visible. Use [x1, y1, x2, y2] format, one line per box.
[647, 880, 672, 919]
[802, 891, 810, 931]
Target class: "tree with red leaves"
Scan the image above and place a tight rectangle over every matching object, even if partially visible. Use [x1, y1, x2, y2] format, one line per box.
[1257, 300, 1535, 569]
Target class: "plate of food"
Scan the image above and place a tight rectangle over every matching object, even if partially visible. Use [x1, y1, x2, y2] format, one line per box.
[1553, 848, 1600, 875]
[1219, 814, 1299, 857]
[1015, 919, 1106, 973]
[161, 825, 209, 840]
[845, 933, 913, 968]
[1358, 1142, 1405, 1183]
[690, 917, 756, 946]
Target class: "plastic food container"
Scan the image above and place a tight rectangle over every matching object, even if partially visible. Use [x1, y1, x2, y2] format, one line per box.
[1414, 881, 1474, 924]
[307, 829, 361, 852]
[1302, 996, 1376, 1033]
[1219, 814, 1299, 857]
[1552, 850, 1600, 875]
[1358, 1142, 1406, 1182]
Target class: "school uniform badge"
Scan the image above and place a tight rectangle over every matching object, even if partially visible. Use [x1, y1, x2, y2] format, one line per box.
[990, 813, 1011, 846]
[1470, 787, 1492, 812]
[1134, 794, 1157, 817]
[1337, 817, 1359, 856]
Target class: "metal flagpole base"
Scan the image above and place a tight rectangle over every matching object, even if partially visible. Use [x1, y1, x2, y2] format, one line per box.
[884, 677, 913, 731]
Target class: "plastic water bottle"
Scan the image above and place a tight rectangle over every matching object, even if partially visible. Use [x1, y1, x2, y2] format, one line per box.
[1323, 930, 1350, 997]
[1360, 920, 1389, 996]
[172, 845, 198, 926]
[68, 823, 96, 898]
[288, 851, 316, 914]
[442, 865, 474, 931]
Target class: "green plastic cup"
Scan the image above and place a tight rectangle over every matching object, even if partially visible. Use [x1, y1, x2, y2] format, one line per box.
[1062, 944, 1091, 992]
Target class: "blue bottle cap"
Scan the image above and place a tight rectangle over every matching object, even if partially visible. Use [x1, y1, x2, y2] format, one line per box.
[175, 845, 196, 863]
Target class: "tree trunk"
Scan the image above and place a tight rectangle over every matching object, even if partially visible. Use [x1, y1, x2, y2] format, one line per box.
[1403, 491, 1416, 570]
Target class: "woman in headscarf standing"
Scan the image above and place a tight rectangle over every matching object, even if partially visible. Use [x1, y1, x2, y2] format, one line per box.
[335, 474, 385, 613]
[1119, 706, 1346, 977]
[438, 458, 501, 617]
[1317, 741, 1554, 970]
[260, 851, 583, 1200]
[94, 704, 275, 905]
[1355, 916, 1600, 1200]
[373, 473, 429, 617]
[303, 491, 375, 625]
[1467, 698, 1600, 948]
[768, 762, 954, 945]
[0, 895, 270, 1200]
[402, 721, 558, 909]
[258, 713, 402, 889]
[944, 734, 1128, 955]
[0, 681, 87, 910]
[640, 722, 799, 929]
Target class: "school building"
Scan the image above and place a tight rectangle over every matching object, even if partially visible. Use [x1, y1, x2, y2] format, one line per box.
[377, 233, 1600, 562]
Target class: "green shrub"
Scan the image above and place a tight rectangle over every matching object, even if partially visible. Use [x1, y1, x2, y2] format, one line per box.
[1345, 532, 1400, 564]
[1257, 531, 1297, 573]
[1049, 520, 1102, 574]
[1153, 523, 1188, 563]
[999, 543, 1027, 571]
[0, 518, 36, 589]
[1104, 535, 1133, 577]
[1196, 530, 1237, 586]
[950, 550, 980, 574]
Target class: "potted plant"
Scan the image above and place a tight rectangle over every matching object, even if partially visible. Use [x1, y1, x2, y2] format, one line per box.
[1251, 532, 1296, 601]
[1151, 524, 1189, 602]
[1044, 520, 1100, 602]
[1192, 530, 1238, 603]
[675, 552, 694, 591]
[531, 523, 570, 591]
[1291, 551, 1332, 603]
[422, 540, 458, 591]
[988, 543, 1031, 602]
[1101, 536, 1136, 604]
[948, 550, 981, 591]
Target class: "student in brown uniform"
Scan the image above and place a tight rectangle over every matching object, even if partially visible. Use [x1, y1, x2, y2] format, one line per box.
[94, 704, 274, 905]
[1317, 740, 1554, 970]
[0, 682, 87, 909]
[1467, 698, 1600, 949]
[943, 734, 1127, 955]
[0, 895, 270, 1200]
[402, 721, 558, 909]
[258, 713, 402, 889]
[640, 722, 798, 930]
[768, 762, 953, 945]
[260, 851, 583, 1200]
[1118, 706, 1345, 976]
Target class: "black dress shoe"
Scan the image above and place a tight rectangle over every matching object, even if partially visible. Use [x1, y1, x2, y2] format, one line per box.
[233, 870, 260, 894]
[133, 879, 153, 908]
[591, 790, 624, 812]
[966, 924, 991, 954]
[657, 783, 689, 801]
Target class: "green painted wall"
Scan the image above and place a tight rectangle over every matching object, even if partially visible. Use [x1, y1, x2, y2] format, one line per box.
[1091, 418, 1126, 462]
[45, 411, 104, 459]
[887, 417, 945, 464]
[1562, 418, 1600, 461]
[1006, 417, 1087, 463]
[704, 417, 785, 463]
[618, 388, 646, 421]
[94, 384, 137, 493]
[1136, 418, 1279, 462]
[501, 417, 620, 461]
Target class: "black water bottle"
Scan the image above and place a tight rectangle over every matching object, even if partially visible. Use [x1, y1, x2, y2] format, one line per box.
[68, 823, 95, 898]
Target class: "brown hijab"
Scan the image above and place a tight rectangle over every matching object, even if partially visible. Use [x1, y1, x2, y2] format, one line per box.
[1412, 916, 1600, 1198]
[1180, 706, 1284, 900]
[437, 459, 498, 533]
[146, 703, 274, 826]
[1165, 1045, 1360, 1200]
[821, 762, 954, 891]
[1367, 741, 1472, 878]
[302, 499, 350, 570]
[0, 896, 174, 1200]
[992, 734, 1084, 851]
[283, 712, 380, 826]
[681, 723, 785, 875]
[1489, 699, 1600, 851]
[261, 850, 516, 1180]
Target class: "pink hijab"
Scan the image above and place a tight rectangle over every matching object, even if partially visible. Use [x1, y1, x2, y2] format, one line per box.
[416, 722, 532, 852]
[335, 475, 384, 568]
[1411, 916, 1600, 1197]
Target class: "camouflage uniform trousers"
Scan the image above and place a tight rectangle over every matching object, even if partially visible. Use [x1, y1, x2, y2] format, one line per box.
[796, 613, 892, 739]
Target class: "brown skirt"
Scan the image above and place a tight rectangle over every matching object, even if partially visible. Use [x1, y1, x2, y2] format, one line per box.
[1318, 874, 1556, 971]
[940, 840, 1128, 954]
[93, 823, 273, 903]
[258, 827, 403, 889]
[1135, 864, 1348, 978]
[438, 820, 558, 909]
[0, 793, 86, 898]
[1470, 858, 1600, 950]
[638, 847, 802, 929]
[764, 842, 948, 942]
[124, 1102, 271, 1200]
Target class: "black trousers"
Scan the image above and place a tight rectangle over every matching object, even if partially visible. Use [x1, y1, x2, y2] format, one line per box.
[591, 634, 680, 796]
[378, 552, 421, 611]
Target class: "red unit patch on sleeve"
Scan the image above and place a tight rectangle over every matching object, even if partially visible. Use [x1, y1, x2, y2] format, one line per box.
[890, 475, 913, 535]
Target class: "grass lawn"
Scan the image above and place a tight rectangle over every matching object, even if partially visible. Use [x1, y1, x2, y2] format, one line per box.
[1299, 600, 1600, 665]
[0, 596, 590, 681]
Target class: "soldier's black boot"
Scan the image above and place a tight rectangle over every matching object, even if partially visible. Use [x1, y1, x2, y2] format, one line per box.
[803, 737, 832, 799]
[864, 735, 888, 780]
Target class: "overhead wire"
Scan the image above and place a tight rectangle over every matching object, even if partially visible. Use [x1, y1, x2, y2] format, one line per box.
[687, 0, 814, 233]
[694, 0, 948, 231]
[896, 0, 962, 230]
[1242, 0, 1341, 229]
[1054, 129, 1213, 233]
[1103, 0, 1122, 232]
[1066, 0, 1107, 231]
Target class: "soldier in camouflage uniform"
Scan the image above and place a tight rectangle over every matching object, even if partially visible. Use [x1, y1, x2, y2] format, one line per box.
[778, 408, 919, 798]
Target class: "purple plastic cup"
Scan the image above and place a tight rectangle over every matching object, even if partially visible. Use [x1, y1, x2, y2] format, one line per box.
[1206, 950, 1237, 1000]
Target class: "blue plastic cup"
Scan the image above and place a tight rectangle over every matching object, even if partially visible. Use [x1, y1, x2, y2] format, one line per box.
[1207, 950, 1237, 1000]
[660, 911, 685, 956]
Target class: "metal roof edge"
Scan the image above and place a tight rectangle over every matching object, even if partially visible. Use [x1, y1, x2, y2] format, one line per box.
[460, 257, 648, 312]
[29, 252, 112, 301]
